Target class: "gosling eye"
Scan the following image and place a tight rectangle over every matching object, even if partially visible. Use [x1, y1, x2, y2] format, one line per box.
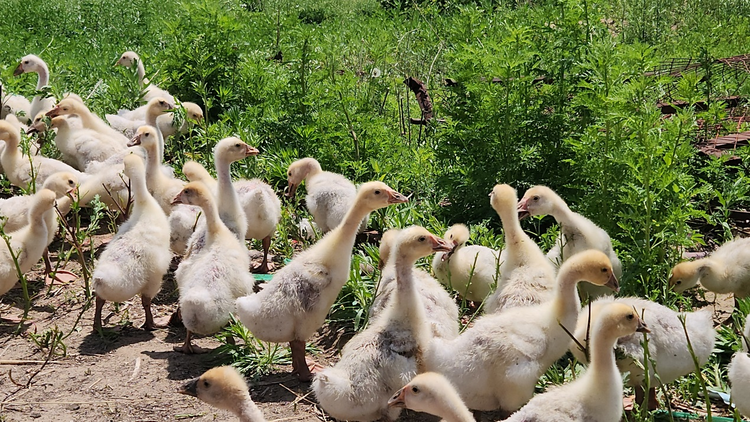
[203, 380, 210, 387]
[24, 60, 30, 65]
[676, 280, 682, 285]
[374, 190, 381, 195]
[411, 386, 419, 393]
[68, 180, 74, 185]
[418, 236, 426, 242]
[144, 133, 150, 137]
[627, 313, 634, 320]
[235, 143, 241, 148]
[287, 171, 292, 177]
[601, 268, 608, 273]
[533, 195, 540, 201]
[159, 100, 166, 106]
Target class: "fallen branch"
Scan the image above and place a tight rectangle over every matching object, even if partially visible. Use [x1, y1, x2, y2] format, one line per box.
[0, 360, 64, 365]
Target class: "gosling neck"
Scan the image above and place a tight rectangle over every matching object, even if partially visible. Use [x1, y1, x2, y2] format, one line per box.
[56, 196, 73, 217]
[35, 62, 50, 90]
[1, 133, 22, 174]
[143, 142, 164, 187]
[198, 195, 229, 246]
[303, 159, 323, 181]
[235, 396, 266, 422]
[317, 197, 371, 269]
[550, 267, 584, 328]
[430, 396, 476, 422]
[392, 249, 431, 370]
[214, 153, 245, 239]
[130, 171, 153, 219]
[29, 202, 51, 236]
[136, 61, 146, 87]
[548, 195, 576, 228]
[586, 327, 622, 395]
[690, 258, 724, 292]
[77, 105, 111, 135]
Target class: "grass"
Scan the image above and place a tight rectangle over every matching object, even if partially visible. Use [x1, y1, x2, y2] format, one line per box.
[1, 0, 750, 419]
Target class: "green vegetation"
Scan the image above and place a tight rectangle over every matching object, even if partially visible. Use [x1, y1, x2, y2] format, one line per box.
[2, 0, 750, 419]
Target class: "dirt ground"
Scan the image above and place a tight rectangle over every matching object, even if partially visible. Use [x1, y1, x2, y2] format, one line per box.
[0, 234, 739, 422]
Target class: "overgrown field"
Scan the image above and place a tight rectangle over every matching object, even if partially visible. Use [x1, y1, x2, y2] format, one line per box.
[1, 0, 750, 420]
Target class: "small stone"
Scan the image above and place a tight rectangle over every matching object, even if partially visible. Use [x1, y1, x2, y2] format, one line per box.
[66, 404, 81, 411]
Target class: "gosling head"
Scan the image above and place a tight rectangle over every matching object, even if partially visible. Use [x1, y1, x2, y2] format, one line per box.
[116, 51, 141, 68]
[517, 185, 559, 220]
[123, 154, 146, 181]
[184, 102, 204, 122]
[489, 184, 518, 216]
[596, 302, 650, 339]
[179, 366, 251, 414]
[388, 372, 461, 414]
[214, 137, 259, 163]
[26, 113, 47, 135]
[395, 226, 452, 262]
[43, 172, 78, 197]
[14, 54, 45, 76]
[128, 126, 159, 149]
[440, 224, 470, 261]
[560, 250, 619, 292]
[46, 98, 85, 119]
[171, 182, 211, 207]
[182, 161, 212, 183]
[355, 181, 408, 213]
[146, 97, 175, 115]
[285, 157, 321, 199]
[378, 228, 402, 270]
[668, 260, 705, 294]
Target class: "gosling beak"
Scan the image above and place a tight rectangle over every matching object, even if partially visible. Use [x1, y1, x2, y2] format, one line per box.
[178, 377, 199, 397]
[604, 272, 619, 293]
[386, 189, 408, 204]
[285, 183, 297, 199]
[26, 126, 39, 135]
[166, 102, 176, 111]
[636, 319, 650, 333]
[171, 193, 184, 206]
[128, 133, 142, 147]
[517, 198, 530, 220]
[244, 145, 259, 157]
[45, 106, 61, 118]
[441, 240, 459, 262]
[387, 386, 407, 408]
[13, 64, 24, 76]
[431, 236, 452, 253]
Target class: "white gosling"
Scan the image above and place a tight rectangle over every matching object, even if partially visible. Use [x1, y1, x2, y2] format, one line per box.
[370, 228, 459, 340]
[424, 250, 618, 413]
[484, 184, 556, 313]
[0, 189, 56, 296]
[183, 138, 257, 258]
[0, 120, 82, 191]
[128, 125, 185, 214]
[47, 115, 126, 171]
[728, 315, 750, 417]
[115, 51, 175, 104]
[518, 185, 622, 299]
[236, 181, 407, 381]
[571, 296, 715, 410]
[504, 303, 650, 422]
[670, 237, 750, 298]
[92, 155, 171, 330]
[179, 366, 266, 422]
[432, 224, 502, 302]
[286, 157, 367, 233]
[182, 160, 281, 272]
[313, 227, 452, 421]
[13, 54, 56, 118]
[172, 182, 256, 354]
[46, 98, 129, 146]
